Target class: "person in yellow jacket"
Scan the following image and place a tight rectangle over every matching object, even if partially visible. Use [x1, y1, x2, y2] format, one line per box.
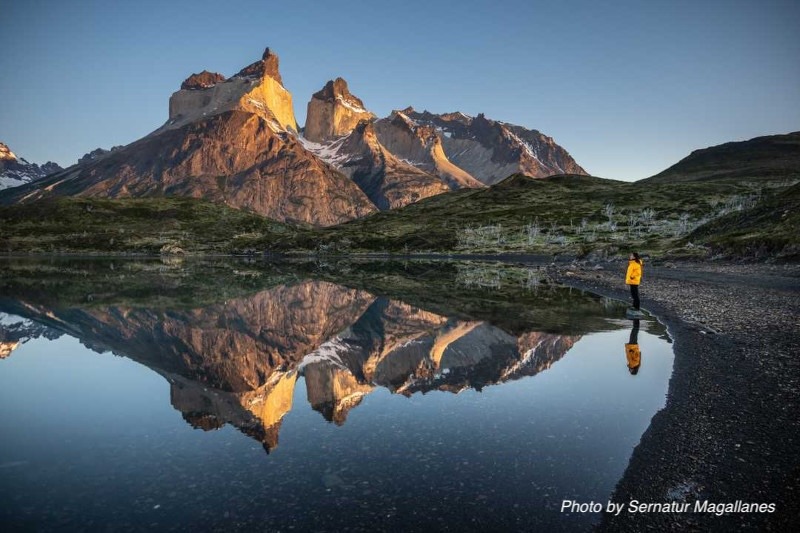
[625, 252, 643, 311]
[625, 319, 641, 375]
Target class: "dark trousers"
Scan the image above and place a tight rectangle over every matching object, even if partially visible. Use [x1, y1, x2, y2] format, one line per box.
[629, 319, 640, 344]
[630, 284, 640, 310]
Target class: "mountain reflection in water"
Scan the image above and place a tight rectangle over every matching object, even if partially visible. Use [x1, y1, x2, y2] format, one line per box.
[0, 260, 641, 454]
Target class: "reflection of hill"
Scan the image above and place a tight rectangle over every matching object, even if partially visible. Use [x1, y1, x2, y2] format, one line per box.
[0, 260, 632, 453]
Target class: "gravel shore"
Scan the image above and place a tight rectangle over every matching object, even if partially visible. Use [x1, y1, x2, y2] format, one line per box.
[550, 260, 800, 531]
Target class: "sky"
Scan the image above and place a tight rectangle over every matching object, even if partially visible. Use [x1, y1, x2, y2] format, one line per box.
[0, 0, 798, 181]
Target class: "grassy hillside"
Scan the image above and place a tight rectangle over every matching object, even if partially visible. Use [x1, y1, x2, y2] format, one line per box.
[0, 197, 296, 254]
[242, 173, 786, 258]
[642, 131, 800, 184]
[1, 174, 797, 260]
[684, 182, 800, 259]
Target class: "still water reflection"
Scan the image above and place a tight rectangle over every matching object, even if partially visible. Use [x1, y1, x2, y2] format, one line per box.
[0, 259, 673, 531]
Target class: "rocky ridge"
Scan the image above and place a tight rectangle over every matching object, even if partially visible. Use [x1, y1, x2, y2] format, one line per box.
[0, 143, 63, 191]
[402, 108, 588, 184]
[373, 110, 485, 189]
[302, 119, 451, 209]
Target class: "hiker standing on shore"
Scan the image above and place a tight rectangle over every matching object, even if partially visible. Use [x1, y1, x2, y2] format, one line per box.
[626, 252, 643, 310]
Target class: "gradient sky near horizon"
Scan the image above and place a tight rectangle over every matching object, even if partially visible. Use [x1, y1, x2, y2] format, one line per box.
[1, 0, 798, 181]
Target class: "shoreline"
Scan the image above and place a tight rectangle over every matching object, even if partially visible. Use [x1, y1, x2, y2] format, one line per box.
[549, 261, 799, 531]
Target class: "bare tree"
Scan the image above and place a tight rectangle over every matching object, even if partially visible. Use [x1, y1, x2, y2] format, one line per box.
[603, 202, 615, 227]
[525, 218, 540, 245]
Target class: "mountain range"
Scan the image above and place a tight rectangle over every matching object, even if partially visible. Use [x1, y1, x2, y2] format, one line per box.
[0, 47, 586, 225]
[0, 264, 626, 452]
[0, 143, 62, 191]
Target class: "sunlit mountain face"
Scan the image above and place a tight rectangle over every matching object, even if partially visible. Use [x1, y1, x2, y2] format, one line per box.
[0, 258, 672, 531]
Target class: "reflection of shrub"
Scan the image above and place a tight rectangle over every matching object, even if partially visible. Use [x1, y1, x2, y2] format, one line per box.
[455, 264, 502, 289]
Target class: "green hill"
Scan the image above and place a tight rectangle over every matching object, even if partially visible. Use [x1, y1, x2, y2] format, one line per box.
[684, 182, 800, 259]
[642, 131, 800, 184]
[261, 173, 783, 257]
[0, 197, 295, 254]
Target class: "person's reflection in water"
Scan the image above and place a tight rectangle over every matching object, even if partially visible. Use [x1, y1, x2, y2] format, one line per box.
[625, 319, 641, 375]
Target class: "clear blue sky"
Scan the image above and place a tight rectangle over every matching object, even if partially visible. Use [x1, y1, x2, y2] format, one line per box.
[1, 0, 798, 181]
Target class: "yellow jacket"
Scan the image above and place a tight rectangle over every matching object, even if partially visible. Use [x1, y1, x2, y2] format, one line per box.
[626, 343, 641, 370]
[626, 260, 643, 285]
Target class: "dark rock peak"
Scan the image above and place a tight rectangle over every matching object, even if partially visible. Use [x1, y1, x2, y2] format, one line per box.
[313, 77, 348, 99]
[312, 78, 370, 110]
[78, 146, 123, 165]
[40, 161, 63, 174]
[389, 110, 417, 130]
[402, 110, 476, 140]
[438, 111, 472, 124]
[469, 112, 504, 138]
[180, 70, 226, 90]
[235, 47, 283, 84]
[399, 106, 416, 115]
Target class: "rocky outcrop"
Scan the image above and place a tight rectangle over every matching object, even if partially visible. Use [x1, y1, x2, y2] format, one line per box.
[236, 47, 283, 84]
[0, 48, 379, 226]
[304, 78, 376, 143]
[305, 120, 451, 209]
[402, 109, 588, 184]
[167, 47, 298, 133]
[77, 146, 123, 165]
[373, 111, 484, 189]
[180, 70, 226, 90]
[0, 142, 63, 191]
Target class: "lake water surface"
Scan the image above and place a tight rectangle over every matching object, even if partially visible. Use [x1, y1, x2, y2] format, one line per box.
[0, 258, 673, 531]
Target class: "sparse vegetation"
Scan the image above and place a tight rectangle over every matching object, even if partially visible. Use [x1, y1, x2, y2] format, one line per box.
[1, 173, 798, 261]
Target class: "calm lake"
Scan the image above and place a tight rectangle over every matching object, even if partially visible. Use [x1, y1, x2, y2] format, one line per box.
[0, 258, 673, 531]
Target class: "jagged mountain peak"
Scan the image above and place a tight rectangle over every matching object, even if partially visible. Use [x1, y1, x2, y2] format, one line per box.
[0, 46, 377, 225]
[397, 109, 587, 184]
[313, 78, 359, 102]
[166, 45, 298, 133]
[181, 70, 226, 90]
[439, 111, 472, 123]
[235, 47, 283, 85]
[374, 113, 484, 190]
[302, 117, 451, 210]
[389, 110, 419, 131]
[304, 77, 375, 143]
